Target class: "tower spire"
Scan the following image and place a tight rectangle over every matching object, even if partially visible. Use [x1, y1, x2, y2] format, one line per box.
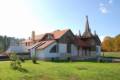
[82, 15, 93, 38]
[85, 15, 91, 33]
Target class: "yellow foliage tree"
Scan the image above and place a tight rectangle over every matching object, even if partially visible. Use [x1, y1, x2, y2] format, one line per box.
[102, 34, 120, 52]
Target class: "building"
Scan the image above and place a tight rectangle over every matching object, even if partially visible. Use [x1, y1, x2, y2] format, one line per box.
[6, 38, 30, 59]
[21, 16, 101, 60]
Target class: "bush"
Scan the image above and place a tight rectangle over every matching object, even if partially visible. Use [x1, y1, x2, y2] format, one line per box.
[19, 57, 25, 63]
[31, 52, 37, 64]
[9, 52, 22, 70]
[32, 57, 37, 64]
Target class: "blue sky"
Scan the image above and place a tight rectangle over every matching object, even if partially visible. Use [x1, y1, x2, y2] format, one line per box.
[0, 0, 119, 41]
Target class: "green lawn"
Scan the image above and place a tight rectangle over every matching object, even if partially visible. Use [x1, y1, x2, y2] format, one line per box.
[0, 60, 120, 80]
[101, 52, 120, 58]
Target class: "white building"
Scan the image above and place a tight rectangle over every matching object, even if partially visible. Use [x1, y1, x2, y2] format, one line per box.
[22, 16, 101, 60]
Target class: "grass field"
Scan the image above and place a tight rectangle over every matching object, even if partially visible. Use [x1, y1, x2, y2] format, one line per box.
[101, 52, 120, 58]
[0, 60, 120, 80]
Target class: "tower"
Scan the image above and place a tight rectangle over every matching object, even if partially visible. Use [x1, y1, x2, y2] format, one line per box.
[82, 16, 93, 38]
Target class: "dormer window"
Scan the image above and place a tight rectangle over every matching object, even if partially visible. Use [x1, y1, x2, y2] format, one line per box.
[47, 34, 53, 40]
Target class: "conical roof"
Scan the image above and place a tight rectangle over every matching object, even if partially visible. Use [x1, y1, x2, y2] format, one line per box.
[93, 31, 101, 45]
[82, 16, 93, 38]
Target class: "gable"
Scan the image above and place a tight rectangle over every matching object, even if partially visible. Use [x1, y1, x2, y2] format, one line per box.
[58, 29, 75, 43]
[94, 35, 101, 45]
[41, 33, 54, 41]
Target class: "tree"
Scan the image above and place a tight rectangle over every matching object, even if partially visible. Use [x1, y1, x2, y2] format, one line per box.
[9, 52, 22, 70]
[114, 35, 120, 51]
[3, 36, 8, 51]
[102, 36, 113, 51]
[102, 34, 120, 52]
[0, 35, 20, 53]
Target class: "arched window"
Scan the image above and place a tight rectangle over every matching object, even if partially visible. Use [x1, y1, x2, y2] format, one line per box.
[50, 45, 57, 53]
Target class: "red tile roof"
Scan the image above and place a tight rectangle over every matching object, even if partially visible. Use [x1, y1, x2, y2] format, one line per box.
[29, 40, 55, 50]
[51, 29, 69, 39]
[34, 34, 46, 41]
[25, 29, 70, 50]
[37, 40, 55, 50]
[23, 29, 70, 43]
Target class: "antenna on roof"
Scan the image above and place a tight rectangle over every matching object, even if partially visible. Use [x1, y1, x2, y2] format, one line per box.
[94, 30, 97, 36]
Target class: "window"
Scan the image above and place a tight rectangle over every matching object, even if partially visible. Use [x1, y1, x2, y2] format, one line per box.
[84, 49, 87, 56]
[25, 42, 27, 46]
[67, 44, 71, 53]
[47, 34, 53, 40]
[84, 48, 90, 56]
[50, 45, 57, 53]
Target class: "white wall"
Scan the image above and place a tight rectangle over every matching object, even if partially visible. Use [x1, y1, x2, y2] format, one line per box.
[96, 45, 101, 56]
[59, 43, 67, 53]
[30, 48, 35, 57]
[59, 43, 78, 57]
[58, 43, 68, 59]
[36, 43, 79, 60]
[33, 42, 88, 60]
[71, 44, 78, 56]
[78, 48, 82, 56]
[36, 42, 60, 59]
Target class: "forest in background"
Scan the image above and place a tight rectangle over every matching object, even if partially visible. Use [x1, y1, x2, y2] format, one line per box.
[0, 35, 20, 53]
[102, 34, 120, 52]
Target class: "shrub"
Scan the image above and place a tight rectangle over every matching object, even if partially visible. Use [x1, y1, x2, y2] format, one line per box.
[32, 57, 37, 64]
[19, 57, 25, 63]
[31, 52, 37, 64]
[9, 52, 22, 70]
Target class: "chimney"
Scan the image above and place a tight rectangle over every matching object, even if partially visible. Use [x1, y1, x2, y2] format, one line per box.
[28, 37, 30, 40]
[32, 31, 35, 41]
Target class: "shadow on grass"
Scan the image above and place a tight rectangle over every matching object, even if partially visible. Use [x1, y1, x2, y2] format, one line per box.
[21, 74, 55, 80]
[33, 62, 39, 64]
[102, 56, 120, 59]
[76, 66, 88, 70]
[18, 68, 29, 73]
[49, 58, 118, 63]
[49, 59, 98, 63]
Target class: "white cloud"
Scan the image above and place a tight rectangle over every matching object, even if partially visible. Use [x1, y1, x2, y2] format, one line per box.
[99, 0, 113, 14]
[99, 4, 108, 14]
[99, 3, 104, 6]
[108, 0, 113, 4]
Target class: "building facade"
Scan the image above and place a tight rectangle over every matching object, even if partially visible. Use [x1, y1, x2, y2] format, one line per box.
[21, 16, 101, 60]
